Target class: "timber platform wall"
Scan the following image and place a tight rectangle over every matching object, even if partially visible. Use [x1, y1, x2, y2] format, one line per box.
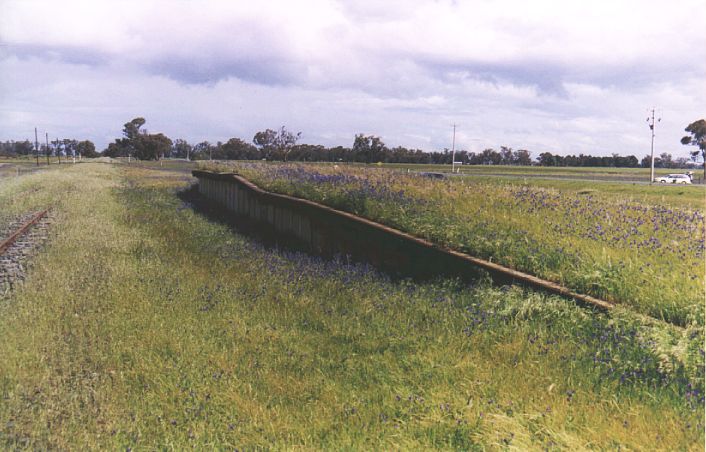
[192, 170, 614, 312]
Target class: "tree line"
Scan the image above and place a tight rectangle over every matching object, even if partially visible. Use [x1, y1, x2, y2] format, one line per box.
[100, 118, 704, 169]
[6, 117, 703, 174]
[0, 139, 97, 158]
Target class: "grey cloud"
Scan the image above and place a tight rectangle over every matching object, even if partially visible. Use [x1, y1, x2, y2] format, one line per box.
[426, 60, 568, 96]
[4, 43, 109, 67]
[4, 41, 305, 88]
[147, 55, 305, 86]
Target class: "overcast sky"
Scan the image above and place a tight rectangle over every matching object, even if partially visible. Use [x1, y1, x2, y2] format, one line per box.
[1, 0, 704, 158]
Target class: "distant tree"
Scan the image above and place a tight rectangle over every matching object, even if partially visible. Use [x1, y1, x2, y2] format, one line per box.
[274, 126, 301, 162]
[172, 139, 193, 159]
[253, 129, 278, 159]
[134, 133, 172, 160]
[15, 140, 32, 155]
[103, 117, 147, 158]
[192, 141, 214, 160]
[102, 117, 173, 161]
[123, 117, 146, 140]
[674, 157, 692, 169]
[77, 140, 98, 158]
[514, 149, 532, 165]
[499, 146, 514, 165]
[252, 127, 301, 161]
[0, 140, 34, 156]
[329, 145, 351, 162]
[60, 139, 78, 158]
[659, 152, 673, 168]
[352, 134, 386, 163]
[289, 143, 326, 161]
[479, 148, 501, 165]
[103, 142, 125, 157]
[221, 137, 259, 160]
[681, 119, 706, 178]
[623, 155, 639, 167]
[537, 152, 555, 166]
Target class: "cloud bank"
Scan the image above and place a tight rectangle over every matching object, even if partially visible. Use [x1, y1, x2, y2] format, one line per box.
[1, 0, 703, 156]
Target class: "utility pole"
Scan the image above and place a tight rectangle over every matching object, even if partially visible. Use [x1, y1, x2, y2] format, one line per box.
[34, 127, 39, 166]
[451, 124, 457, 173]
[45, 133, 50, 165]
[647, 108, 661, 184]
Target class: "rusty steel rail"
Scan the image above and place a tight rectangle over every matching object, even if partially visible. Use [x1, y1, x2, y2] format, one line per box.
[0, 209, 50, 255]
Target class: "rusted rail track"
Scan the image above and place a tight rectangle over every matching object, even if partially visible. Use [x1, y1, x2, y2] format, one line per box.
[0, 209, 49, 255]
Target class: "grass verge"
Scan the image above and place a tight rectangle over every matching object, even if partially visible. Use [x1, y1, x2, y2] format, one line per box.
[0, 164, 702, 449]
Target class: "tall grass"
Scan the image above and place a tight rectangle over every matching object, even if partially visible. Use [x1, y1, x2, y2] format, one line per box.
[0, 164, 702, 449]
[209, 162, 705, 326]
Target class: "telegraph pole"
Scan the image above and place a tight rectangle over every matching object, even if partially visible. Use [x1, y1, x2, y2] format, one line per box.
[45, 133, 50, 165]
[451, 124, 457, 173]
[647, 108, 661, 184]
[34, 127, 39, 166]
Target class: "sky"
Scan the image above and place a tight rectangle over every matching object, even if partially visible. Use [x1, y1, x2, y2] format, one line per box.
[0, 0, 704, 158]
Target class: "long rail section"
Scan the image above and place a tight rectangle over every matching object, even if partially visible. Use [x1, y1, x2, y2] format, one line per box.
[193, 171, 615, 312]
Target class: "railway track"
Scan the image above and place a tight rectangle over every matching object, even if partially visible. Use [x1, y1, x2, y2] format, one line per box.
[0, 209, 51, 297]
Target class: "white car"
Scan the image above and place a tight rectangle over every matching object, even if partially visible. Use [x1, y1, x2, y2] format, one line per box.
[654, 174, 692, 184]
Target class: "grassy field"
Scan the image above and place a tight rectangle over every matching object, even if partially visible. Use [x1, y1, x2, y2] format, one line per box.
[0, 163, 702, 449]
[380, 162, 704, 184]
[207, 162, 705, 327]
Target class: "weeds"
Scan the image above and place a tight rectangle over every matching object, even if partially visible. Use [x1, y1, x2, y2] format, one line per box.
[210, 162, 705, 326]
[0, 164, 702, 449]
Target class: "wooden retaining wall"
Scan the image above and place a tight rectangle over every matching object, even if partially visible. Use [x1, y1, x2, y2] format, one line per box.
[192, 170, 614, 312]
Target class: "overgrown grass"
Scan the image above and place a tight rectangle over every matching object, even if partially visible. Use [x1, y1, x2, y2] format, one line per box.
[0, 164, 702, 449]
[209, 162, 705, 326]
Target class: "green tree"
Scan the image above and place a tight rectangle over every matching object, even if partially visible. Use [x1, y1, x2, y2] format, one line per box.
[172, 139, 193, 160]
[103, 142, 125, 157]
[123, 117, 146, 140]
[135, 133, 172, 160]
[513, 149, 532, 165]
[537, 152, 557, 166]
[352, 134, 386, 163]
[107, 117, 173, 161]
[253, 129, 277, 159]
[222, 138, 258, 160]
[499, 146, 514, 165]
[659, 152, 673, 168]
[77, 140, 98, 158]
[61, 139, 78, 157]
[480, 148, 501, 165]
[193, 141, 214, 160]
[681, 119, 706, 179]
[253, 127, 301, 161]
[274, 126, 301, 162]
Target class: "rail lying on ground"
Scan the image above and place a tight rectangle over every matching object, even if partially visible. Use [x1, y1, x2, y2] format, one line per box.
[0, 210, 49, 254]
[193, 170, 616, 313]
[0, 209, 50, 295]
